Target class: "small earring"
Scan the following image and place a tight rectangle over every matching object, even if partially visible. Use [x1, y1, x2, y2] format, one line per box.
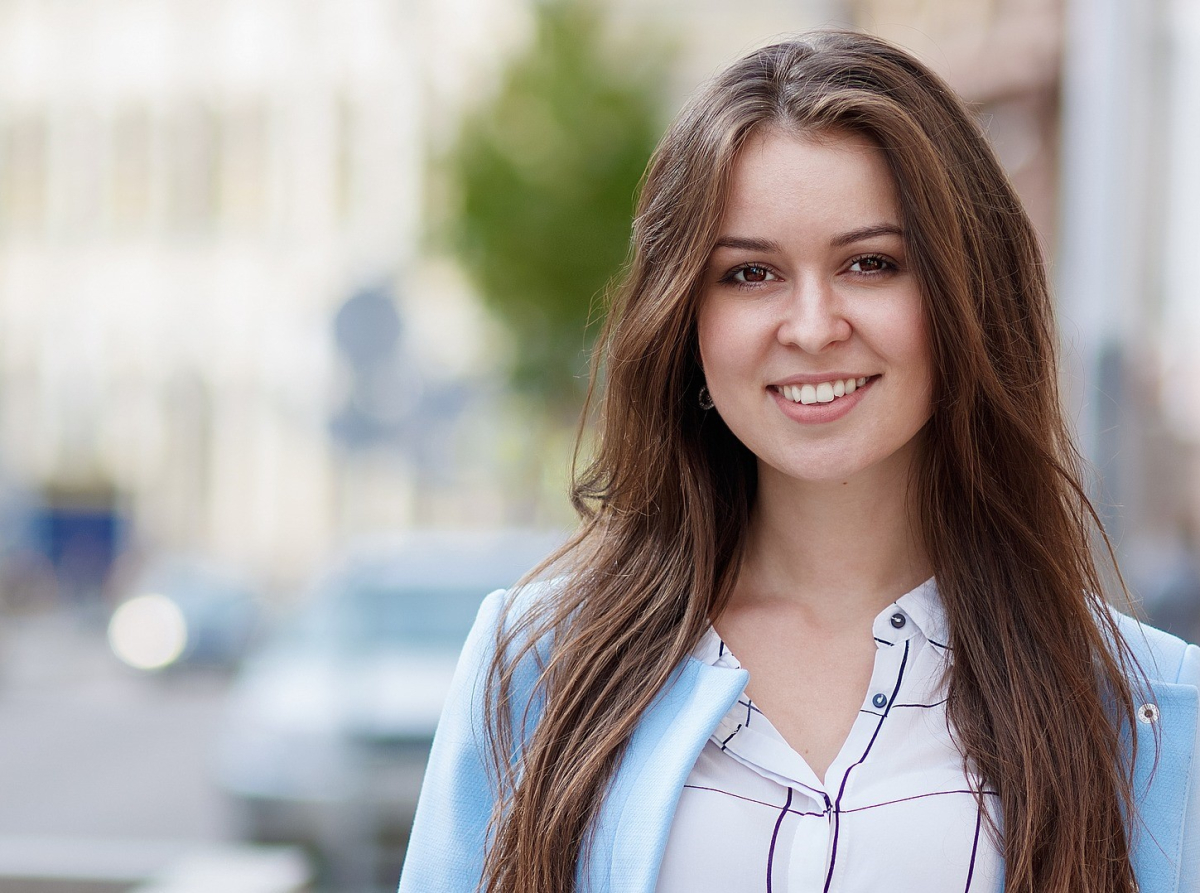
[698, 385, 714, 410]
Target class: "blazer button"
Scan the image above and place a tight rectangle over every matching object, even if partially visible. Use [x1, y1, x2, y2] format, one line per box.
[1136, 703, 1159, 724]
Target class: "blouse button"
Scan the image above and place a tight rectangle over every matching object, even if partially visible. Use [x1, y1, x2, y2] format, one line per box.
[1137, 703, 1160, 724]
[872, 693, 888, 709]
[890, 613, 906, 629]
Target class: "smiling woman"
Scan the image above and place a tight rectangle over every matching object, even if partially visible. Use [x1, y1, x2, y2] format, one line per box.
[398, 30, 1200, 893]
[691, 128, 938, 799]
[697, 129, 932, 490]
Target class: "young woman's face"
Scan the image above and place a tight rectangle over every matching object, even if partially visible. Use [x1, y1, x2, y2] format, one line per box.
[697, 127, 933, 488]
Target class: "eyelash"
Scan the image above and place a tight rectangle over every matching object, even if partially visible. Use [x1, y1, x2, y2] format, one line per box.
[846, 254, 897, 275]
[718, 254, 898, 289]
[719, 263, 779, 288]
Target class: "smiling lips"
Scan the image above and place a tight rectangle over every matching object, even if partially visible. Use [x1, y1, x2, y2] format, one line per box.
[774, 376, 871, 406]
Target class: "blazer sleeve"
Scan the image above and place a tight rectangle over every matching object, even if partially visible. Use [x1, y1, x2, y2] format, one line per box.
[397, 588, 510, 893]
[1177, 643, 1200, 893]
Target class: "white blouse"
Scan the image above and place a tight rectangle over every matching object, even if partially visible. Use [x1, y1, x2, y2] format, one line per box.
[656, 578, 1003, 892]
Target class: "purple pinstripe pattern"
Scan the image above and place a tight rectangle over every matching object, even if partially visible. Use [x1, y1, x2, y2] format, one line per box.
[964, 799, 983, 891]
[823, 639, 911, 892]
[766, 787, 793, 893]
[720, 724, 743, 751]
[660, 586, 999, 893]
[839, 788, 998, 814]
[683, 783, 829, 817]
[738, 697, 764, 726]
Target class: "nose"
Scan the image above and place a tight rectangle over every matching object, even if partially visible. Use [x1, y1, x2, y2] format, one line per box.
[775, 274, 852, 353]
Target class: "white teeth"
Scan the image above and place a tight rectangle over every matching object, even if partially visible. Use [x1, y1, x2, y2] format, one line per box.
[778, 376, 870, 404]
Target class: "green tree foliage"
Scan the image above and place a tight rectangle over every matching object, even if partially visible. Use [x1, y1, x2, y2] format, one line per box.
[442, 0, 666, 413]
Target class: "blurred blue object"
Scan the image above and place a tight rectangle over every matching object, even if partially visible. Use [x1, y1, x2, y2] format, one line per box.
[107, 556, 262, 672]
[34, 489, 128, 611]
[213, 529, 566, 884]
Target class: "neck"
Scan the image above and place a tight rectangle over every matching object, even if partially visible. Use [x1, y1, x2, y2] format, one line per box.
[735, 449, 931, 628]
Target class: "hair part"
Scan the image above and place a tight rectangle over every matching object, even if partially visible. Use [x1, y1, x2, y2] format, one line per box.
[483, 29, 1145, 893]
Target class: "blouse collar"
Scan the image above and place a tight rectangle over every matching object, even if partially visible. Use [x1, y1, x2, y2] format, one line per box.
[693, 576, 947, 668]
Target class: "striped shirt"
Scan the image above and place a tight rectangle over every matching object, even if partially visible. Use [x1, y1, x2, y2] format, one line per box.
[656, 578, 1003, 892]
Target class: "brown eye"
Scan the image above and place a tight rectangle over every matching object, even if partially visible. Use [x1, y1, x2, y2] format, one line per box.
[848, 255, 892, 274]
[731, 264, 775, 284]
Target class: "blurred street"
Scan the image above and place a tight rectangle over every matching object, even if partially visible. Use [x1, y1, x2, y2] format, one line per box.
[0, 0, 1197, 889]
[0, 613, 232, 844]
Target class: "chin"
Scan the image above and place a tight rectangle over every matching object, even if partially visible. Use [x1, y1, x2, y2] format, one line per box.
[761, 443, 921, 488]
[764, 459, 872, 485]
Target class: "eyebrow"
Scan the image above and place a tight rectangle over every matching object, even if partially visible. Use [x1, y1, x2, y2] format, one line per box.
[711, 223, 904, 254]
[711, 235, 785, 253]
[830, 223, 904, 247]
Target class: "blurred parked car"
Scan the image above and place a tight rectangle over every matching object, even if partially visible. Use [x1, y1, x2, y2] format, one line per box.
[106, 556, 263, 672]
[213, 529, 565, 887]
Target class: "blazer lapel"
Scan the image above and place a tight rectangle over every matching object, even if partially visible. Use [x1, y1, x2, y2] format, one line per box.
[579, 637, 1198, 893]
[1129, 679, 1199, 893]
[582, 659, 748, 893]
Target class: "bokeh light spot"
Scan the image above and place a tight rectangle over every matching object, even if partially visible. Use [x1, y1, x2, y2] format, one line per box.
[107, 594, 188, 671]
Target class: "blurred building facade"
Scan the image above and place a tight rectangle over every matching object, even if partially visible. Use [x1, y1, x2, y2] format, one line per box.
[0, 0, 1196, 613]
[1054, 0, 1200, 634]
[0, 0, 836, 596]
[0, 0, 528, 593]
[854, 0, 1062, 241]
[856, 0, 1200, 631]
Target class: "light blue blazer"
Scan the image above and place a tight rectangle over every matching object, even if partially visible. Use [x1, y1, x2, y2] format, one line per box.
[398, 587, 1200, 893]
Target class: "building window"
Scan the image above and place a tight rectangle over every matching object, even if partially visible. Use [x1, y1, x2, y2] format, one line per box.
[0, 112, 49, 236]
[221, 101, 269, 232]
[109, 107, 154, 234]
[166, 101, 220, 235]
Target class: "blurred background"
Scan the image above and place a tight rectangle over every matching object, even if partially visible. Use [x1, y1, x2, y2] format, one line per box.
[0, 0, 1196, 890]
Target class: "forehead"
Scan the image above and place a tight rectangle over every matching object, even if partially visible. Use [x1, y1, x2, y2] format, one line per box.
[719, 127, 901, 235]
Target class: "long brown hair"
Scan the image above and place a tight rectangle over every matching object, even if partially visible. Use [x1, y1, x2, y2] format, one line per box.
[483, 30, 1144, 893]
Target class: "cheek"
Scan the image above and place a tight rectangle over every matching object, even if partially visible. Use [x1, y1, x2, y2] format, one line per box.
[696, 331, 751, 400]
[887, 299, 932, 382]
[696, 296, 771, 379]
[896, 313, 935, 418]
[695, 302, 732, 378]
[903, 322, 931, 376]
